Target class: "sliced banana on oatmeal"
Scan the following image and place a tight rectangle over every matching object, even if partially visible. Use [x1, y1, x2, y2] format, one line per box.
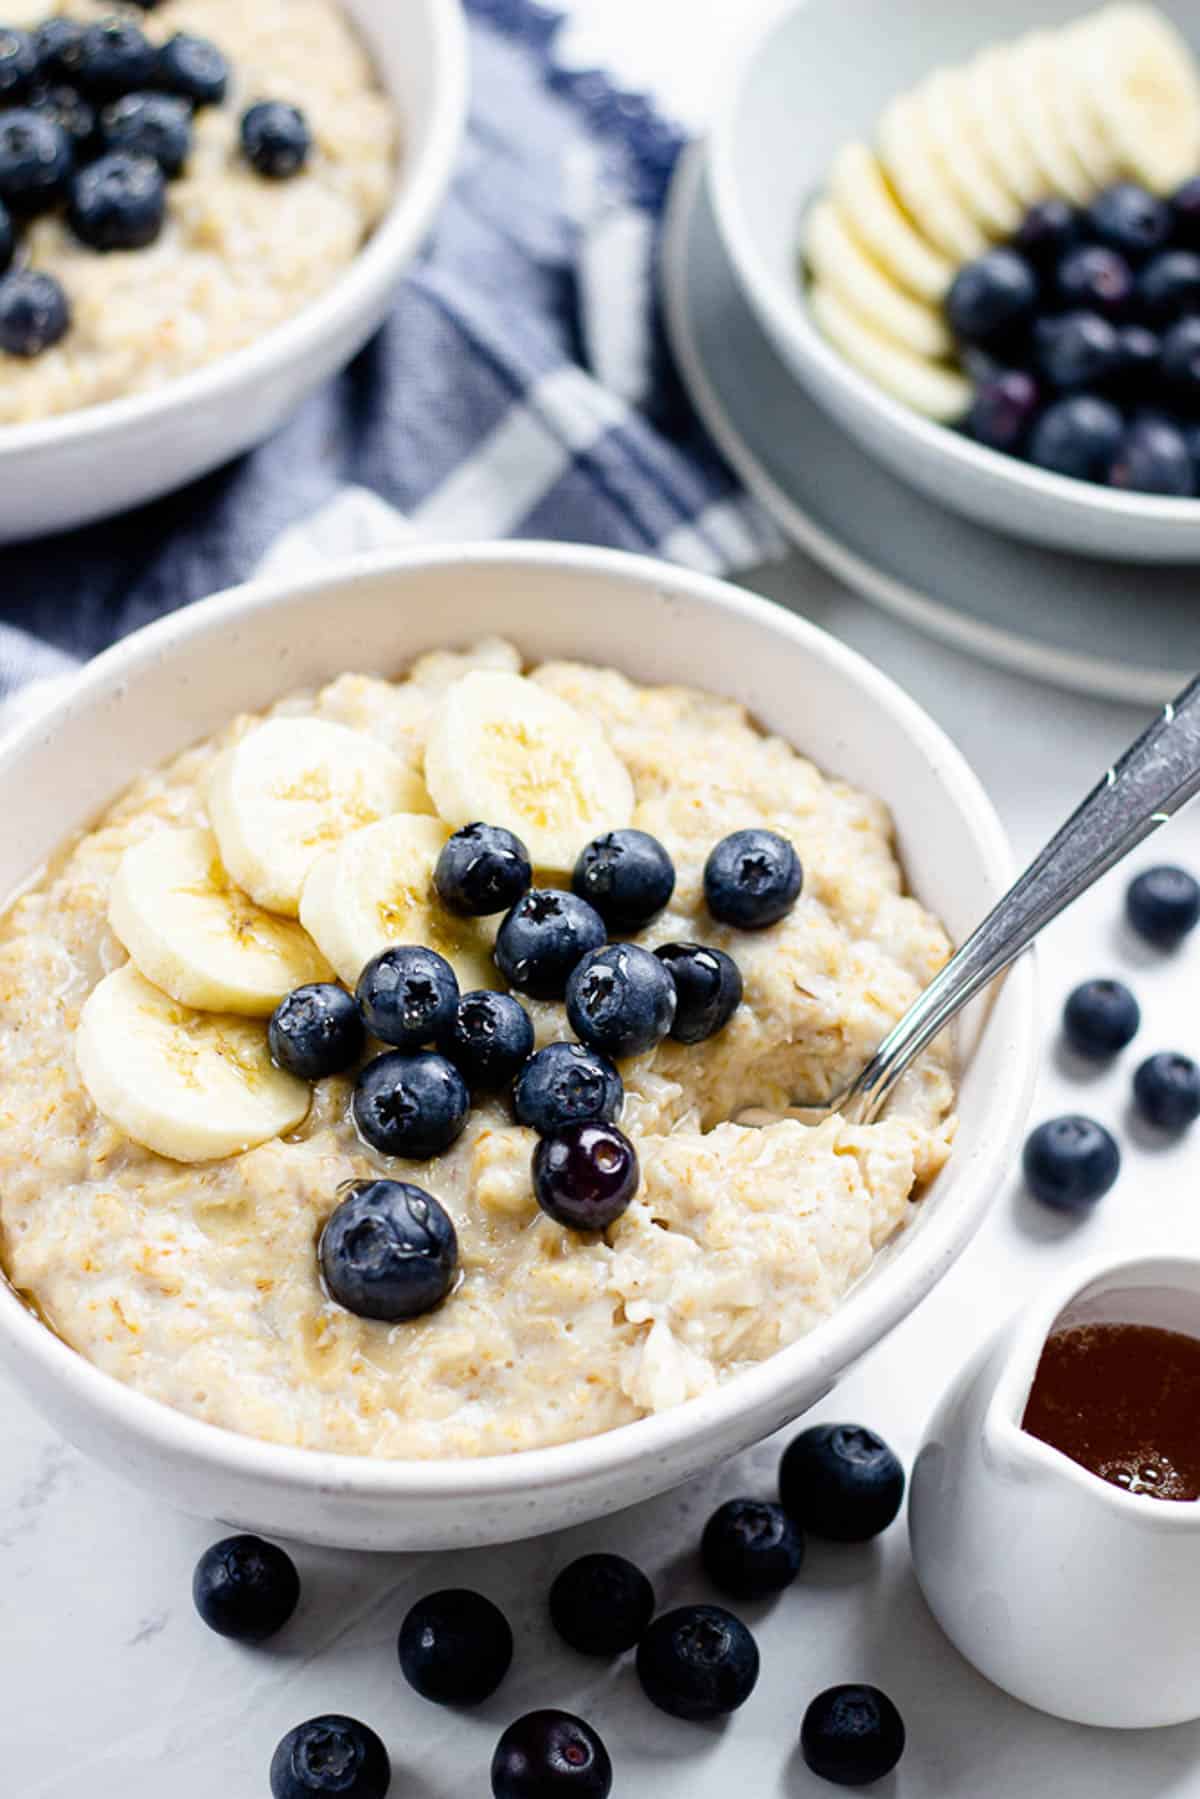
[108, 827, 332, 1016]
[299, 812, 500, 992]
[1081, 2, 1200, 194]
[423, 670, 635, 873]
[76, 963, 311, 1163]
[805, 200, 953, 357]
[207, 717, 429, 918]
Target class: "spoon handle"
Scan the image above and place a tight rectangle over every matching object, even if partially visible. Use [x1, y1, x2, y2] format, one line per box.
[845, 675, 1200, 1125]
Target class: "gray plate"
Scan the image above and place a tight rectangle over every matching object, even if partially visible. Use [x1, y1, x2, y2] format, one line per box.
[661, 144, 1200, 704]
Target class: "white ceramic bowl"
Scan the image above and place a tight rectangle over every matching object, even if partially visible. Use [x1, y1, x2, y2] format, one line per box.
[0, 543, 1037, 1549]
[709, 0, 1200, 563]
[0, 0, 468, 544]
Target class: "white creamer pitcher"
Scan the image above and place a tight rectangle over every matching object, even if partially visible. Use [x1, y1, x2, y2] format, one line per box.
[910, 1254, 1200, 1729]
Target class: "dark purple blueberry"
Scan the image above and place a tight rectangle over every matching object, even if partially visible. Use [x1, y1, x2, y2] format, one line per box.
[352, 1051, 470, 1160]
[565, 942, 677, 1059]
[29, 83, 98, 158]
[0, 270, 69, 357]
[241, 100, 310, 178]
[1062, 979, 1141, 1060]
[801, 1686, 906, 1788]
[269, 982, 364, 1079]
[495, 889, 607, 1000]
[572, 829, 675, 931]
[1109, 413, 1195, 494]
[1014, 197, 1081, 274]
[1171, 174, 1200, 249]
[1022, 1115, 1120, 1210]
[156, 31, 228, 107]
[549, 1554, 655, 1656]
[1159, 316, 1200, 410]
[1029, 394, 1123, 481]
[1034, 312, 1121, 392]
[965, 368, 1039, 453]
[1127, 865, 1200, 945]
[654, 941, 743, 1044]
[1106, 324, 1160, 402]
[356, 945, 459, 1050]
[491, 1711, 612, 1799]
[437, 989, 534, 1090]
[270, 1716, 390, 1799]
[100, 90, 191, 177]
[435, 822, 532, 917]
[1087, 182, 1171, 263]
[68, 149, 165, 250]
[73, 19, 157, 98]
[1133, 1052, 1200, 1132]
[0, 109, 73, 216]
[1136, 249, 1200, 325]
[780, 1423, 905, 1542]
[704, 828, 803, 929]
[532, 1121, 639, 1231]
[1055, 245, 1133, 319]
[945, 248, 1038, 350]
[636, 1605, 760, 1721]
[398, 1588, 513, 1706]
[0, 26, 36, 103]
[319, 1178, 458, 1320]
[512, 1041, 623, 1134]
[193, 1534, 300, 1642]
[701, 1498, 805, 1600]
[32, 16, 83, 82]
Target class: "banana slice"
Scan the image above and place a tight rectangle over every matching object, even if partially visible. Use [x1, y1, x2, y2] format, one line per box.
[877, 90, 989, 263]
[921, 69, 1022, 238]
[109, 827, 332, 1017]
[1008, 32, 1093, 205]
[967, 47, 1049, 208]
[76, 963, 311, 1163]
[207, 717, 428, 918]
[1081, 2, 1200, 194]
[423, 671, 635, 874]
[299, 812, 500, 992]
[1053, 20, 1123, 189]
[828, 142, 954, 301]
[809, 283, 971, 421]
[806, 200, 953, 357]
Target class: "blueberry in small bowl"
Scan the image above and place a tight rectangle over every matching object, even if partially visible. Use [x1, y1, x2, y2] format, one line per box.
[319, 1178, 458, 1321]
[565, 942, 677, 1059]
[704, 828, 802, 929]
[571, 829, 676, 930]
[495, 889, 606, 1000]
[352, 1051, 470, 1159]
[437, 990, 534, 1090]
[512, 1041, 623, 1134]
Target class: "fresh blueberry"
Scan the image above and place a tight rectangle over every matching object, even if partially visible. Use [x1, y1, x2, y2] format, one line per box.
[0, 200, 10, 278]
[1171, 174, 1200, 249]
[1106, 323, 1160, 402]
[29, 84, 99, 158]
[0, 270, 69, 357]
[73, 19, 157, 98]
[1029, 394, 1123, 481]
[1136, 249, 1200, 326]
[270, 1716, 390, 1799]
[241, 100, 311, 178]
[512, 1041, 623, 1134]
[1062, 979, 1141, 1060]
[572, 829, 676, 930]
[156, 31, 228, 106]
[945, 248, 1038, 350]
[1109, 414, 1195, 494]
[495, 889, 606, 1000]
[435, 821, 532, 917]
[1022, 1115, 1120, 1210]
[100, 91, 191, 176]
[437, 990, 534, 1090]
[398, 1588, 513, 1705]
[1133, 1052, 1200, 1132]
[1014, 197, 1081, 274]
[1088, 182, 1171, 263]
[532, 1120, 639, 1231]
[31, 16, 82, 82]
[269, 983, 364, 1080]
[0, 26, 35, 102]
[0, 109, 73, 215]
[352, 1052, 470, 1160]
[491, 1712, 612, 1799]
[68, 150, 165, 250]
[636, 1604, 760, 1721]
[704, 828, 802, 929]
[1127, 865, 1200, 946]
[964, 369, 1039, 453]
[549, 1553, 655, 1657]
[1056, 245, 1133, 319]
[319, 1177, 458, 1319]
[193, 1533, 300, 1641]
[801, 1685, 906, 1788]
[565, 943, 676, 1059]
[1034, 311, 1121, 392]
[701, 1498, 805, 1601]
[1159, 316, 1200, 409]
[780, 1423, 905, 1542]
[356, 945, 459, 1051]
[654, 941, 743, 1044]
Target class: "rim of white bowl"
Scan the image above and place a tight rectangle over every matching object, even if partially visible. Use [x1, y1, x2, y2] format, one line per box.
[0, 541, 1039, 1501]
[0, 0, 469, 461]
[707, 1, 1200, 535]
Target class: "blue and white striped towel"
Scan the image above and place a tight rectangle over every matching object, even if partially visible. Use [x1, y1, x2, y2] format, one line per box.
[0, 0, 782, 717]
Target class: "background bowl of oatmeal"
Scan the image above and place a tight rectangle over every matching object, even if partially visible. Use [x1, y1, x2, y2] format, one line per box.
[0, 542, 1037, 1548]
[0, 0, 468, 543]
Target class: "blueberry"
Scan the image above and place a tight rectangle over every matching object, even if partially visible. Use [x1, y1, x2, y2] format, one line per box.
[549, 1553, 655, 1656]
[100, 91, 191, 177]
[1062, 979, 1141, 1059]
[69, 150, 165, 250]
[1034, 311, 1121, 393]
[435, 822, 532, 917]
[1022, 1115, 1120, 1210]
[565, 943, 676, 1059]
[270, 1716, 390, 1799]
[31, 17, 82, 82]
[780, 1423, 905, 1542]
[241, 100, 311, 178]
[1029, 394, 1123, 481]
[319, 1177, 458, 1319]
[437, 990, 533, 1090]
[801, 1685, 906, 1788]
[398, 1588, 513, 1705]
[1133, 1052, 1200, 1132]
[512, 1041, 623, 1134]
[495, 889, 606, 1000]
[0, 200, 10, 278]
[1056, 245, 1133, 319]
[1088, 183, 1171, 263]
[73, 19, 157, 98]
[1171, 174, 1200, 249]
[1014, 197, 1081, 274]
[1159, 316, 1200, 409]
[192, 1534, 300, 1642]
[0, 26, 35, 103]
[1127, 865, 1200, 946]
[1106, 323, 1160, 402]
[701, 1498, 805, 1600]
[964, 369, 1039, 453]
[1137, 249, 1200, 326]
[1109, 414, 1195, 494]
[0, 109, 73, 216]
[945, 248, 1038, 350]
[155, 31, 228, 107]
[356, 945, 459, 1050]
[532, 1120, 638, 1231]
[704, 828, 802, 929]
[491, 1712, 612, 1799]
[572, 829, 675, 930]
[29, 84, 99, 158]
[0, 270, 69, 357]
[654, 942, 743, 1044]
[269, 982, 364, 1080]
[636, 1604, 760, 1721]
[352, 1052, 469, 1159]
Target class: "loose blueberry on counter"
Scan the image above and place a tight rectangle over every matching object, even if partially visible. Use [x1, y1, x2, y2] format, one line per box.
[241, 100, 311, 179]
[1126, 865, 1200, 946]
[654, 941, 743, 1044]
[353, 1051, 470, 1159]
[69, 149, 165, 250]
[192, 1533, 300, 1642]
[566, 943, 677, 1059]
[1022, 1115, 1120, 1210]
[0, 26, 36, 103]
[434, 821, 532, 917]
[1055, 244, 1133, 319]
[532, 1120, 639, 1231]
[270, 1716, 390, 1799]
[1034, 310, 1120, 392]
[495, 889, 607, 1000]
[1159, 316, 1200, 410]
[779, 1423, 905, 1542]
[0, 269, 69, 357]
[1013, 196, 1080, 274]
[0, 110, 73, 215]
[356, 945, 459, 1050]
[100, 91, 191, 177]
[944, 247, 1038, 352]
[964, 369, 1039, 453]
[437, 989, 534, 1090]
[572, 829, 676, 931]
[701, 1498, 805, 1601]
[1087, 182, 1171, 263]
[269, 982, 364, 1080]
[32, 16, 83, 81]
[319, 1178, 458, 1320]
[548, 1553, 655, 1656]
[398, 1588, 514, 1705]
[513, 1041, 623, 1134]
[1108, 414, 1195, 495]
[1133, 1052, 1200, 1132]
[1062, 979, 1141, 1060]
[636, 1604, 760, 1721]
[704, 828, 803, 930]
[1106, 323, 1160, 402]
[1029, 395, 1123, 482]
[800, 1685, 906, 1789]
[156, 31, 229, 107]
[1135, 248, 1200, 325]
[491, 1711, 613, 1799]
[30, 84, 99, 159]
[73, 19, 157, 98]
